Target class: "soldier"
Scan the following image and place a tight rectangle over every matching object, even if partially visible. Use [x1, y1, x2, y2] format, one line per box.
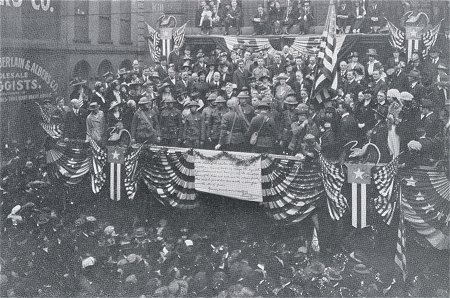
[182, 101, 203, 148]
[201, 93, 218, 149]
[237, 91, 254, 125]
[287, 103, 319, 155]
[280, 94, 299, 152]
[208, 96, 228, 150]
[216, 97, 248, 152]
[131, 96, 161, 144]
[160, 97, 182, 147]
[247, 101, 277, 154]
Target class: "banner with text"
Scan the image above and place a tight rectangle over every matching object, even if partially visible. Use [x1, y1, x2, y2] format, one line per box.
[0, 56, 59, 104]
[194, 150, 263, 202]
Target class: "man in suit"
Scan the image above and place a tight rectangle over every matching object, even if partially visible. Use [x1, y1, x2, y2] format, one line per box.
[270, 53, 285, 77]
[407, 70, 425, 101]
[253, 4, 268, 35]
[232, 59, 249, 91]
[389, 61, 409, 92]
[337, 60, 348, 90]
[224, 1, 243, 35]
[344, 70, 363, 98]
[163, 67, 179, 88]
[176, 71, 193, 95]
[423, 46, 447, 84]
[292, 71, 312, 98]
[209, 72, 223, 90]
[64, 99, 88, 141]
[387, 48, 405, 69]
[155, 56, 169, 80]
[418, 98, 440, 138]
[168, 45, 182, 72]
[371, 69, 388, 96]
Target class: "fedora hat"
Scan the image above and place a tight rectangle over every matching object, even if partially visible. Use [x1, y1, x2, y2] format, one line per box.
[88, 102, 100, 110]
[366, 49, 379, 56]
[284, 95, 298, 105]
[407, 70, 421, 79]
[138, 96, 152, 104]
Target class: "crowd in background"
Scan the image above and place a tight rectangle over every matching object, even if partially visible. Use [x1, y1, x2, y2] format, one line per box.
[195, 0, 391, 35]
[43, 42, 449, 168]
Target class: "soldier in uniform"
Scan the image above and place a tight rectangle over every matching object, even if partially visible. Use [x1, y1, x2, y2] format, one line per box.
[216, 97, 248, 152]
[287, 103, 319, 155]
[280, 94, 299, 152]
[160, 96, 182, 147]
[247, 101, 278, 154]
[131, 96, 161, 144]
[208, 96, 228, 150]
[181, 101, 203, 148]
[237, 91, 254, 125]
[201, 93, 218, 149]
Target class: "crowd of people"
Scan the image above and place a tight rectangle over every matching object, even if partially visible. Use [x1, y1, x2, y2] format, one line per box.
[195, 0, 392, 35]
[44, 42, 449, 168]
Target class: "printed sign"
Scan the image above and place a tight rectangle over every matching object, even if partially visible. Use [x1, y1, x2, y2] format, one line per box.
[194, 150, 263, 202]
[0, 56, 59, 103]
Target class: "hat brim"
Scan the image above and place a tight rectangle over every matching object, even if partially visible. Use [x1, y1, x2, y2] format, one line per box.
[70, 80, 87, 87]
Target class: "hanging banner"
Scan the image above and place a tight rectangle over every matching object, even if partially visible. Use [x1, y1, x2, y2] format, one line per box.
[194, 150, 262, 202]
[0, 56, 59, 104]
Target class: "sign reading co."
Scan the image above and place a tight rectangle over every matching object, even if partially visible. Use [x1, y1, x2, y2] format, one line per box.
[0, 0, 55, 12]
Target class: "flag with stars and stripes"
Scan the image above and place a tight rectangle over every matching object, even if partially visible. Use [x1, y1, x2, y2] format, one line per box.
[345, 163, 374, 228]
[399, 167, 449, 250]
[312, 0, 337, 103]
[107, 146, 126, 201]
[146, 22, 161, 62]
[90, 139, 107, 193]
[173, 21, 188, 49]
[421, 19, 443, 57]
[36, 102, 63, 139]
[319, 153, 348, 220]
[395, 186, 407, 282]
[223, 36, 273, 53]
[385, 19, 405, 50]
[373, 157, 399, 225]
[124, 144, 143, 200]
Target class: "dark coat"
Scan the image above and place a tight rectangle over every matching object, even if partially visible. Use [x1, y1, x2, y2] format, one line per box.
[418, 111, 440, 138]
[63, 108, 88, 140]
[247, 112, 277, 148]
[338, 113, 359, 145]
[389, 69, 409, 92]
[219, 110, 248, 145]
[232, 68, 249, 91]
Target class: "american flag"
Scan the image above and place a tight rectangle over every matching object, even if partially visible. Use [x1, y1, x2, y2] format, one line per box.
[386, 19, 405, 50]
[422, 19, 443, 57]
[35, 102, 62, 139]
[373, 157, 399, 225]
[124, 144, 143, 200]
[146, 22, 161, 62]
[173, 21, 188, 49]
[107, 146, 126, 201]
[90, 139, 107, 194]
[345, 163, 373, 228]
[312, 0, 337, 103]
[319, 153, 348, 220]
[395, 187, 407, 281]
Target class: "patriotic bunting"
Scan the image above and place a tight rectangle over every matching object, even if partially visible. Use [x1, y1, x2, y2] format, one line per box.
[395, 186, 407, 281]
[319, 154, 348, 220]
[346, 163, 373, 228]
[146, 22, 161, 62]
[399, 167, 449, 250]
[124, 144, 143, 200]
[261, 156, 324, 222]
[173, 22, 188, 49]
[90, 139, 107, 193]
[107, 146, 126, 201]
[36, 102, 63, 140]
[373, 157, 399, 225]
[385, 19, 405, 50]
[421, 19, 443, 57]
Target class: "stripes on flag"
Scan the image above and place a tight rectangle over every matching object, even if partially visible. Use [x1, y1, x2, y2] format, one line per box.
[312, 0, 338, 103]
[290, 36, 322, 56]
[422, 19, 443, 57]
[90, 139, 107, 193]
[145, 22, 161, 62]
[395, 186, 407, 281]
[386, 19, 405, 50]
[35, 101, 63, 139]
[373, 157, 399, 225]
[124, 144, 143, 200]
[173, 22, 188, 49]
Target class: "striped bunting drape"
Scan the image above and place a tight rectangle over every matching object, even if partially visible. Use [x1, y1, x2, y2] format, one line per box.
[373, 157, 399, 225]
[260, 156, 324, 222]
[140, 148, 198, 209]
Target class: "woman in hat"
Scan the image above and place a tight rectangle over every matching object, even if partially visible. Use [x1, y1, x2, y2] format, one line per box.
[247, 100, 277, 154]
[106, 80, 123, 105]
[159, 82, 174, 106]
[365, 49, 381, 77]
[386, 89, 402, 158]
[274, 73, 294, 106]
[107, 100, 123, 132]
[160, 97, 183, 147]
[347, 52, 365, 78]
[86, 102, 106, 144]
[182, 101, 204, 148]
[131, 96, 161, 144]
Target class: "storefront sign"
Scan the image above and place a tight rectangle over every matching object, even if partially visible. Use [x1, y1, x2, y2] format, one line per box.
[0, 56, 59, 103]
[0, 0, 56, 12]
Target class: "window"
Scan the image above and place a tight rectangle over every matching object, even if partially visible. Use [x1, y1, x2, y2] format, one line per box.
[74, 0, 89, 42]
[119, 0, 131, 44]
[98, 0, 112, 43]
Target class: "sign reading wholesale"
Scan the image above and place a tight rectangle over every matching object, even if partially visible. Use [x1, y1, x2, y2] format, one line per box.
[0, 57, 59, 103]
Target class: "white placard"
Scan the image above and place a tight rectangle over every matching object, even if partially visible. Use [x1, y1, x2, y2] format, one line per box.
[194, 150, 262, 202]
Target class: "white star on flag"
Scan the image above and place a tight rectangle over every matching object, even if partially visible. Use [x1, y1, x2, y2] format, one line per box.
[415, 192, 424, 201]
[354, 168, 365, 180]
[112, 150, 119, 159]
[405, 176, 417, 186]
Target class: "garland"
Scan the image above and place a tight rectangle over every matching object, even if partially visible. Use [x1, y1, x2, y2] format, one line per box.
[194, 150, 265, 166]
